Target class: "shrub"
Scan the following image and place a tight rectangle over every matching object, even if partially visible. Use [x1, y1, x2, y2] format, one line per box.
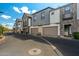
[0, 25, 3, 36]
[73, 32, 79, 39]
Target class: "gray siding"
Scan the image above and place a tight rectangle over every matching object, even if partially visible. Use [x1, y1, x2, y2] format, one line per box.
[32, 8, 52, 26]
[77, 3, 79, 19]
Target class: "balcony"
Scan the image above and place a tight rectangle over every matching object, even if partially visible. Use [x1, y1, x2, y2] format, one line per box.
[62, 13, 73, 20]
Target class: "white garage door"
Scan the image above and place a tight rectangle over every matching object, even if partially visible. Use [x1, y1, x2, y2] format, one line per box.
[31, 28, 38, 35]
[43, 26, 58, 37]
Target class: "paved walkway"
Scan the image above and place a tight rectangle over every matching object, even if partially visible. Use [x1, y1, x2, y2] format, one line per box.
[0, 33, 57, 56]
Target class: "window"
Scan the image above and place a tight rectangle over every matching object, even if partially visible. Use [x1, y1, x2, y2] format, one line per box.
[33, 16, 36, 21]
[64, 5, 72, 14]
[51, 12, 54, 15]
[63, 5, 73, 20]
[41, 12, 45, 20]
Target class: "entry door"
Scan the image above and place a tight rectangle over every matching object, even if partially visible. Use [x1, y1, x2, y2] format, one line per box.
[64, 24, 71, 36]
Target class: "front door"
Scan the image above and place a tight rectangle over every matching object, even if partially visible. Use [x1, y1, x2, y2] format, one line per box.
[64, 24, 72, 36]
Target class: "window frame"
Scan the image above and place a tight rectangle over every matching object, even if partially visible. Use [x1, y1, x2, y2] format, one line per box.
[41, 11, 45, 20]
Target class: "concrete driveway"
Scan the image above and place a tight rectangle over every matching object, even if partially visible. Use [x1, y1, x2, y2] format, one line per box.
[0, 33, 57, 56]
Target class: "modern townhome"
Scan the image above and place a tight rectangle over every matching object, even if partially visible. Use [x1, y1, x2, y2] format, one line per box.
[60, 3, 79, 37]
[30, 3, 79, 37]
[13, 3, 79, 38]
[29, 7, 61, 37]
[13, 19, 23, 34]
[29, 7, 53, 35]
[22, 13, 32, 35]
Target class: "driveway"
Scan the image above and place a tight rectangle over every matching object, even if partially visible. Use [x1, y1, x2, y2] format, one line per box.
[0, 33, 57, 56]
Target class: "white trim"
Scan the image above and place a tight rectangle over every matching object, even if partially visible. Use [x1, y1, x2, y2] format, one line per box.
[58, 24, 60, 35]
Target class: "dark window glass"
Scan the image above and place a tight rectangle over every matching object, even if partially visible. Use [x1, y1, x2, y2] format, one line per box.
[64, 5, 72, 14]
[51, 12, 54, 15]
[41, 12, 45, 20]
[33, 16, 36, 21]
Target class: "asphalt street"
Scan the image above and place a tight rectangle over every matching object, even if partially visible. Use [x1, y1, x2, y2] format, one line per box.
[43, 37, 79, 56]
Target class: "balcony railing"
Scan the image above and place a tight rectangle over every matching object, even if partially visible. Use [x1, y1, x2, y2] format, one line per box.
[62, 13, 73, 20]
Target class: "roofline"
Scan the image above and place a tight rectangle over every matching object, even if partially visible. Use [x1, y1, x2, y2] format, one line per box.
[32, 7, 54, 15]
[22, 13, 32, 19]
[56, 3, 73, 9]
[50, 3, 74, 12]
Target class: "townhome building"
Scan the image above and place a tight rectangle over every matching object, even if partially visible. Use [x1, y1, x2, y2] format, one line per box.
[13, 19, 23, 34]
[60, 3, 79, 37]
[22, 13, 32, 35]
[13, 23, 17, 33]
[29, 7, 53, 35]
[13, 3, 79, 38]
[30, 3, 79, 37]
[30, 7, 60, 36]
[43, 8, 61, 37]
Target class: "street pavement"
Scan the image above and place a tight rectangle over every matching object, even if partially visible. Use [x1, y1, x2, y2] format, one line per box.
[0, 33, 57, 56]
[43, 37, 79, 56]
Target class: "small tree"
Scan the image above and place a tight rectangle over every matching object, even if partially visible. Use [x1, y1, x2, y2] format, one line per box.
[0, 25, 3, 36]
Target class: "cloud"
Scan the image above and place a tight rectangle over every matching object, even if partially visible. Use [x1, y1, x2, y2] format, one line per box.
[2, 23, 7, 26]
[13, 6, 21, 13]
[7, 23, 14, 26]
[7, 23, 14, 29]
[32, 10, 37, 13]
[2, 22, 14, 29]
[1, 15, 11, 19]
[13, 6, 36, 14]
[13, 19, 16, 21]
[20, 6, 30, 14]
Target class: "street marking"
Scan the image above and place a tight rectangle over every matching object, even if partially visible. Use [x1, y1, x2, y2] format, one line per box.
[41, 37, 63, 56]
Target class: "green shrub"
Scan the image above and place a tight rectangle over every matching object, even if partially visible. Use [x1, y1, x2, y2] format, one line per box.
[0, 25, 3, 36]
[73, 32, 79, 39]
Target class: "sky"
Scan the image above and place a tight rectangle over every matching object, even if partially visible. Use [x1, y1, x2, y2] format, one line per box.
[0, 3, 68, 29]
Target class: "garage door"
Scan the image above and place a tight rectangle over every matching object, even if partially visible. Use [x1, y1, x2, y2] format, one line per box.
[43, 26, 58, 37]
[31, 28, 38, 35]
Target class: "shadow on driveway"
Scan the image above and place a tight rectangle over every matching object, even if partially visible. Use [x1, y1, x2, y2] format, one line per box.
[7, 33, 49, 45]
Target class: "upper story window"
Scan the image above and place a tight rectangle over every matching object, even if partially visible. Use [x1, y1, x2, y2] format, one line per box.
[51, 12, 54, 15]
[63, 5, 73, 20]
[33, 16, 36, 21]
[64, 5, 72, 14]
[41, 12, 45, 20]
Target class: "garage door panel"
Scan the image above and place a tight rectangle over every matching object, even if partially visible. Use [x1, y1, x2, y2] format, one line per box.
[43, 26, 58, 36]
[31, 28, 38, 35]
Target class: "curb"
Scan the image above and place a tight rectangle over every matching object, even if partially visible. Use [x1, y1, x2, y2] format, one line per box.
[40, 37, 63, 56]
[30, 35, 63, 56]
[0, 36, 6, 44]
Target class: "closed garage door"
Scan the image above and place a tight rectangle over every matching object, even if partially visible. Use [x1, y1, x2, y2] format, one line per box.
[31, 28, 38, 35]
[43, 26, 58, 37]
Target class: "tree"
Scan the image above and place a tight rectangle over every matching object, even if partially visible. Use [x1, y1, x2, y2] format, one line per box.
[0, 25, 3, 35]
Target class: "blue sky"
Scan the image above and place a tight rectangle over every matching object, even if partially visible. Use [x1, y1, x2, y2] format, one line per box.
[0, 3, 68, 29]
